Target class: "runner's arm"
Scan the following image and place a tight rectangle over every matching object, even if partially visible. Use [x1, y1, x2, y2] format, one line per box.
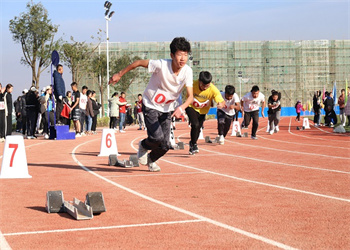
[172, 86, 193, 119]
[109, 60, 149, 85]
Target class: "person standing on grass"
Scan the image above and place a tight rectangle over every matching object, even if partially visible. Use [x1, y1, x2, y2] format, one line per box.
[267, 90, 281, 135]
[216, 85, 240, 145]
[70, 82, 82, 137]
[185, 71, 224, 154]
[241, 85, 265, 140]
[109, 37, 193, 172]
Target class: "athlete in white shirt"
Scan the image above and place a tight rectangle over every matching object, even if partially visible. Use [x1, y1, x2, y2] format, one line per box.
[240, 85, 265, 140]
[217, 85, 240, 144]
[109, 37, 194, 172]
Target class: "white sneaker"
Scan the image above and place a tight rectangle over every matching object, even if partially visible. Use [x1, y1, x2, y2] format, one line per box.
[0, 138, 5, 142]
[44, 133, 49, 139]
[147, 155, 161, 172]
[251, 136, 258, 140]
[269, 130, 274, 135]
[120, 130, 126, 133]
[274, 126, 279, 133]
[218, 135, 224, 145]
[75, 133, 82, 137]
[137, 141, 148, 165]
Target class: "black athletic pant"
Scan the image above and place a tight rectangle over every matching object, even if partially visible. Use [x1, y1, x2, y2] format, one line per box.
[109, 117, 117, 129]
[0, 110, 5, 138]
[56, 99, 63, 124]
[92, 115, 97, 131]
[142, 104, 171, 163]
[243, 110, 259, 137]
[26, 108, 37, 136]
[217, 109, 233, 137]
[185, 106, 206, 145]
[42, 111, 55, 134]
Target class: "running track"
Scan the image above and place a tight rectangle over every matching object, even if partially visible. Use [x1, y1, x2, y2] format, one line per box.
[0, 117, 349, 249]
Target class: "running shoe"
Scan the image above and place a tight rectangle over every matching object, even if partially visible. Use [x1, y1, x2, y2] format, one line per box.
[138, 141, 148, 165]
[193, 143, 199, 153]
[189, 141, 196, 155]
[218, 135, 225, 145]
[269, 130, 274, 135]
[147, 155, 161, 172]
[274, 126, 279, 133]
[251, 136, 258, 140]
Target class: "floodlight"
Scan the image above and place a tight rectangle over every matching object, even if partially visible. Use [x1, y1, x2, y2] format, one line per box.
[109, 11, 115, 19]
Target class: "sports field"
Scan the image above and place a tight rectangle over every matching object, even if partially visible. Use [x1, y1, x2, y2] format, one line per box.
[0, 117, 349, 250]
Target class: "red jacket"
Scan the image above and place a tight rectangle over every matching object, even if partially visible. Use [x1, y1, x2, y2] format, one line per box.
[119, 97, 126, 113]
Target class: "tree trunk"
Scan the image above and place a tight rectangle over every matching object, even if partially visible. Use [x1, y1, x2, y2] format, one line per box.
[100, 75, 105, 117]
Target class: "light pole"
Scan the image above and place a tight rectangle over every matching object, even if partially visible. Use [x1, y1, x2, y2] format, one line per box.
[104, 1, 114, 116]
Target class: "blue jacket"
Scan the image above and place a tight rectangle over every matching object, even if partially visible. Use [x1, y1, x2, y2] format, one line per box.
[53, 70, 66, 99]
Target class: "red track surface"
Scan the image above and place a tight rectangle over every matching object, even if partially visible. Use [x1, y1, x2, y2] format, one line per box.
[0, 117, 349, 249]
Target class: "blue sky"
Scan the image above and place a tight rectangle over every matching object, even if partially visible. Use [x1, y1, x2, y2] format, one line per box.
[0, 0, 349, 98]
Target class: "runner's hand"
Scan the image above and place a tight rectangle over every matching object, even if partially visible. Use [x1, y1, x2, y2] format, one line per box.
[109, 73, 121, 85]
[172, 106, 184, 119]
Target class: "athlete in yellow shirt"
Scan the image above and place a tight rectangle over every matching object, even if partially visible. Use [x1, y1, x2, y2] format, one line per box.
[185, 71, 225, 155]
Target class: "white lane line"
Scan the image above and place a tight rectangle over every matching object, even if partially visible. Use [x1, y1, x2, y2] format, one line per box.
[0, 230, 12, 250]
[225, 138, 350, 160]
[105, 171, 205, 178]
[174, 135, 350, 201]
[3, 220, 203, 236]
[287, 117, 347, 142]
[257, 135, 350, 150]
[71, 139, 298, 250]
[178, 134, 350, 175]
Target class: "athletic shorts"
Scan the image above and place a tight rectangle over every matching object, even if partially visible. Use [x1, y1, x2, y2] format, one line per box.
[72, 108, 81, 121]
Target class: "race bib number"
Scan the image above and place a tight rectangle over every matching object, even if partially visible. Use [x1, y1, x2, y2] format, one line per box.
[192, 98, 209, 109]
[249, 103, 259, 110]
[0, 101, 5, 110]
[152, 88, 176, 106]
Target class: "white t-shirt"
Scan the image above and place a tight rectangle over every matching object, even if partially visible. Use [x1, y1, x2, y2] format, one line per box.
[79, 94, 87, 110]
[143, 59, 193, 112]
[242, 92, 265, 112]
[219, 92, 240, 116]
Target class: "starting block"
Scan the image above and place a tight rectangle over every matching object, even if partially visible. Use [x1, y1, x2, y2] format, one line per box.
[296, 126, 305, 130]
[108, 154, 138, 168]
[46, 191, 106, 220]
[205, 136, 220, 143]
[172, 141, 184, 150]
[64, 198, 93, 220]
[236, 132, 248, 137]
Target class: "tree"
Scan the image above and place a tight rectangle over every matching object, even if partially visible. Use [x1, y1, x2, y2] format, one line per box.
[61, 33, 101, 83]
[91, 53, 107, 116]
[110, 54, 143, 92]
[9, 1, 60, 88]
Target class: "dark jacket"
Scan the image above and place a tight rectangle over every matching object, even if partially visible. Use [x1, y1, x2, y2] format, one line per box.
[53, 70, 66, 99]
[25, 91, 39, 111]
[91, 98, 101, 116]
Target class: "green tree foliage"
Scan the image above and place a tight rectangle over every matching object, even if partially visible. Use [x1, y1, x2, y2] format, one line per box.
[61, 33, 101, 83]
[110, 54, 143, 92]
[91, 53, 107, 116]
[9, 1, 60, 88]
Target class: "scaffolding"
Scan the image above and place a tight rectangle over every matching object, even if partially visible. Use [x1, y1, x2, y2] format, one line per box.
[88, 39, 350, 109]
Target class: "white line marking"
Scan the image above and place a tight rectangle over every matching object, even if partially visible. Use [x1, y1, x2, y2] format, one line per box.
[0, 230, 12, 250]
[105, 171, 204, 178]
[224, 138, 350, 160]
[174, 135, 350, 201]
[71, 139, 298, 250]
[3, 220, 203, 236]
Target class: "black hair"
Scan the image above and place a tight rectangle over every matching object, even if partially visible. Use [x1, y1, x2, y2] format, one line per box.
[225, 85, 235, 95]
[86, 90, 92, 96]
[56, 64, 63, 70]
[251, 85, 259, 92]
[271, 90, 279, 96]
[121, 92, 125, 95]
[92, 90, 96, 95]
[112, 92, 118, 97]
[82, 85, 88, 90]
[70, 82, 77, 87]
[66, 91, 71, 96]
[170, 37, 191, 55]
[199, 71, 212, 85]
[138, 94, 142, 97]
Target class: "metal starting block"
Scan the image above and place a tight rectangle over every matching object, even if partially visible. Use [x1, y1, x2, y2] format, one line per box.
[108, 154, 138, 168]
[64, 198, 93, 220]
[46, 191, 106, 220]
[241, 132, 248, 137]
[171, 142, 184, 150]
[205, 136, 220, 143]
[297, 126, 305, 130]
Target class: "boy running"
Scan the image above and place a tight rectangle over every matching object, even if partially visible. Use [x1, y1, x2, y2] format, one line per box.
[186, 71, 224, 154]
[241, 85, 265, 140]
[217, 85, 240, 145]
[267, 90, 281, 135]
[109, 37, 193, 172]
